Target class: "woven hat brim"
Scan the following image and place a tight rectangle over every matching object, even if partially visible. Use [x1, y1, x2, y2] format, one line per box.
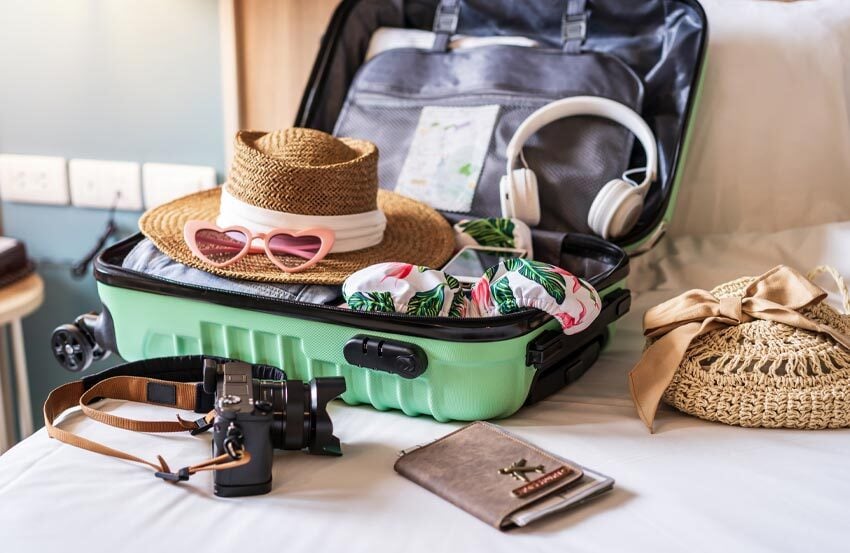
[139, 187, 455, 285]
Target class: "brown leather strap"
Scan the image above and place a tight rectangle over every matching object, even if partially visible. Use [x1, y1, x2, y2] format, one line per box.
[184, 451, 252, 475]
[79, 376, 200, 433]
[43, 375, 246, 482]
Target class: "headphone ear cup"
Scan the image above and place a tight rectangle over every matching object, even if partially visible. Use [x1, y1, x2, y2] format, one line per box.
[500, 169, 541, 226]
[587, 179, 644, 240]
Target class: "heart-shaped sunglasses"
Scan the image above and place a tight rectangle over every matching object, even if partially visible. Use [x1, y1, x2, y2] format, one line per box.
[183, 220, 335, 273]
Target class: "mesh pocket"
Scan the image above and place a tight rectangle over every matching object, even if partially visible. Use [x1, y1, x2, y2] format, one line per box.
[332, 47, 643, 234]
[336, 92, 636, 234]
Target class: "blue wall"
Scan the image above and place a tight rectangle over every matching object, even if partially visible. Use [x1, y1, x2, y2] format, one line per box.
[0, 0, 226, 432]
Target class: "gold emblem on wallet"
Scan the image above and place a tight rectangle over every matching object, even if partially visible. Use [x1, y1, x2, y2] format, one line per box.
[499, 458, 573, 498]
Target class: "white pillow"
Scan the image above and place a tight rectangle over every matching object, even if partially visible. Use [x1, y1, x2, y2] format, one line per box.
[670, 0, 850, 237]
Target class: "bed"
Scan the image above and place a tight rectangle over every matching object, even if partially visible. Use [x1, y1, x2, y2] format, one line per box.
[2, 0, 850, 551]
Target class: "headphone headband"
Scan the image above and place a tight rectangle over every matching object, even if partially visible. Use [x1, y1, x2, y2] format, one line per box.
[505, 96, 658, 191]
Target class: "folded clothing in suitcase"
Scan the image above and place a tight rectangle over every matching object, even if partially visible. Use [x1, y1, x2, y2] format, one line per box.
[55, 0, 707, 422]
[122, 238, 344, 305]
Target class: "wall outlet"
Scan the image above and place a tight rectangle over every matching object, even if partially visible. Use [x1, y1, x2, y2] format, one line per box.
[68, 159, 143, 210]
[0, 154, 70, 205]
[142, 162, 217, 208]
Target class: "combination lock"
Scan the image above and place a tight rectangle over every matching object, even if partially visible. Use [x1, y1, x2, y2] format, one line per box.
[342, 335, 428, 379]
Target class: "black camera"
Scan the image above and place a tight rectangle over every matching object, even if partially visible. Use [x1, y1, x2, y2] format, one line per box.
[202, 358, 346, 497]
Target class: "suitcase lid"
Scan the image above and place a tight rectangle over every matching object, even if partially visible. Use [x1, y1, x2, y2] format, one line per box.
[295, 0, 708, 251]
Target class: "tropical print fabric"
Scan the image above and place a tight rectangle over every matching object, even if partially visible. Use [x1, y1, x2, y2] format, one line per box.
[342, 262, 466, 317]
[343, 258, 601, 335]
[454, 217, 534, 258]
[467, 258, 601, 335]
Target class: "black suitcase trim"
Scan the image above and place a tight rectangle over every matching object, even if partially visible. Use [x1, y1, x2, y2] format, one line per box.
[94, 233, 628, 343]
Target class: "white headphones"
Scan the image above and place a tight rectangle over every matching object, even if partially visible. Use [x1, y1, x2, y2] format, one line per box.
[499, 96, 658, 240]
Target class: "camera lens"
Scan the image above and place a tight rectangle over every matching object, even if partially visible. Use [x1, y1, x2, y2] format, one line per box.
[253, 377, 345, 455]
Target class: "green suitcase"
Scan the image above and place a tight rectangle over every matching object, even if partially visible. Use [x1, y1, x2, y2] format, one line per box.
[52, 0, 707, 422]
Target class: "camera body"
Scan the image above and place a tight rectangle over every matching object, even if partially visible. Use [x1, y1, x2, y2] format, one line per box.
[203, 359, 346, 497]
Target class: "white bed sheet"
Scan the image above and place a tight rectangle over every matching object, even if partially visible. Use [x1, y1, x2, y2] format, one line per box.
[1, 220, 850, 553]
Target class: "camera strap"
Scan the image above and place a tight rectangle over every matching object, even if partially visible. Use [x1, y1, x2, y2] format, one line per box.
[42, 356, 283, 484]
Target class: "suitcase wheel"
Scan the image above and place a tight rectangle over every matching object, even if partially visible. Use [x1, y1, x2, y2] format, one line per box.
[51, 313, 112, 372]
[51, 324, 94, 372]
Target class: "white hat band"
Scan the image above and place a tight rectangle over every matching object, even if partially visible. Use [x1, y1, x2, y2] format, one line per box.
[217, 187, 387, 253]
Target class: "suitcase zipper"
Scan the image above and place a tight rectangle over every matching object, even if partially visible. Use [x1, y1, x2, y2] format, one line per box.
[93, 234, 628, 341]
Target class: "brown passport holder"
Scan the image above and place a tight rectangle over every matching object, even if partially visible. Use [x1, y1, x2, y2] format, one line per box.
[394, 421, 587, 530]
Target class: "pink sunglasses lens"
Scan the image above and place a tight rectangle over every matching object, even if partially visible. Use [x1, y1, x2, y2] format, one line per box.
[194, 229, 248, 264]
[267, 233, 324, 269]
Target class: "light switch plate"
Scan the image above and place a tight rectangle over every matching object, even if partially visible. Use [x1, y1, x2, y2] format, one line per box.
[0, 154, 70, 205]
[69, 159, 143, 210]
[142, 162, 217, 208]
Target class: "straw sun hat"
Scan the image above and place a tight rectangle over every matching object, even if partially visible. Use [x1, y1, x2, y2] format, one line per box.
[140, 128, 455, 285]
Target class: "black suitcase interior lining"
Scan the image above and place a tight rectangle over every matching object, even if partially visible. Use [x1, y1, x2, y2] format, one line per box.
[297, 0, 708, 246]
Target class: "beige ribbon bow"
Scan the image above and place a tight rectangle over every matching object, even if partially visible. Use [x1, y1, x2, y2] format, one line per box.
[629, 265, 850, 432]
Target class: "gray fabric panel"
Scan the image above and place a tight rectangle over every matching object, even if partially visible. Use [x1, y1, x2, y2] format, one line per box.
[334, 46, 643, 234]
[122, 239, 343, 305]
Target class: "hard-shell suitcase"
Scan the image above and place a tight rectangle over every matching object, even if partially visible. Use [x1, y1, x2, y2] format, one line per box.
[52, 0, 707, 422]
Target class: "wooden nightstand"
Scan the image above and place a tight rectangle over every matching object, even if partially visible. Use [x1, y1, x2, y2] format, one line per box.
[0, 273, 44, 452]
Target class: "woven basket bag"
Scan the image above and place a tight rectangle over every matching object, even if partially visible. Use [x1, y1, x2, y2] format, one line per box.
[661, 266, 850, 429]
